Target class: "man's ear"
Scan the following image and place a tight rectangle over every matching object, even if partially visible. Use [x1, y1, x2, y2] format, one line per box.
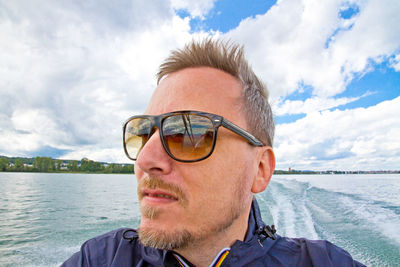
[251, 147, 275, 193]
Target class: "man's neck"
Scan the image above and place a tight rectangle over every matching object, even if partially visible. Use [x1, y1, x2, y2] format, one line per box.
[174, 207, 251, 267]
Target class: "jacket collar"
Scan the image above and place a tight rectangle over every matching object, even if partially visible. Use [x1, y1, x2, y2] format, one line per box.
[226, 198, 279, 266]
[245, 197, 266, 241]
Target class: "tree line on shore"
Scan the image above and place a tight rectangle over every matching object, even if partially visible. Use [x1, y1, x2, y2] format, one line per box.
[0, 156, 134, 174]
[2, 156, 397, 175]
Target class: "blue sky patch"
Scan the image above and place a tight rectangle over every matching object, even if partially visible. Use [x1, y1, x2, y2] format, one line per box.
[339, 4, 360, 19]
[334, 60, 400, 111]
[275, 113, 306, 124]
[177, 0, 277, 33]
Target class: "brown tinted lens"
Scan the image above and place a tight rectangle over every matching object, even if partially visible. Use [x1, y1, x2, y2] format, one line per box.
[162, 114, 215, 161]
[124, 118, 152, 159]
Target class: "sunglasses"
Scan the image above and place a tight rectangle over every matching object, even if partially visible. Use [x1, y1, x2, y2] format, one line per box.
[123, 110, 264, 162]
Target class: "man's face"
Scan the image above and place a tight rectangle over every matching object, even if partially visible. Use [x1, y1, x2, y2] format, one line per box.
[135, 67, 259, 249]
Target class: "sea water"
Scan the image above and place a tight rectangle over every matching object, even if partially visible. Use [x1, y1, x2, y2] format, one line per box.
[0, 172, 399, 266]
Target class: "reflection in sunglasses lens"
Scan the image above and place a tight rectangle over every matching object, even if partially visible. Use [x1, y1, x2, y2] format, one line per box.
[125, 118, 151, 159]
[163, 114, 214, 161]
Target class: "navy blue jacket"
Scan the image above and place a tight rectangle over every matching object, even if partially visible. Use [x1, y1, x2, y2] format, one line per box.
[62, 199, 365, 266]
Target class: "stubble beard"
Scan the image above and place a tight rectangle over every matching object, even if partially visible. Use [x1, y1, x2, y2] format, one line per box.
[137, 174, 250, 250]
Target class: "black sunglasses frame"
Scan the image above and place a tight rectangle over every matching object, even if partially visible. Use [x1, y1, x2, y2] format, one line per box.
[122, 110, 264, 163]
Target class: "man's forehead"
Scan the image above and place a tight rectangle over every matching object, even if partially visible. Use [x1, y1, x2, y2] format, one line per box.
[145, 67, 243, 116]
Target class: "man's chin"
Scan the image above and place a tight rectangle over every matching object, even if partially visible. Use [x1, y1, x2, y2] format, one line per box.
[138, 224, 193, 250]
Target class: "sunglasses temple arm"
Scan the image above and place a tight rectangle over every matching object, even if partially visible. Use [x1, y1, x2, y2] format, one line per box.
[221, 119, 264, 146]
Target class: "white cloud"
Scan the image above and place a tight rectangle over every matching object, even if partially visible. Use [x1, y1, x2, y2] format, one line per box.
[117, 15, 193, 86]
[11, 109, 67, 144]
[171, 0, 217, 18]
[61, 148, 127, 164]
[274, 93, 373, 116]
[226, 0, 400, 99]
[0, 0, 196, 160]
[389, 54, 400, 71]
[274, 97, 400, 170]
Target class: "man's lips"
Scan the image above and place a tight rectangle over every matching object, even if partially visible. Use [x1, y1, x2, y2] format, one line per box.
[141, 189, 179, 201]
[137, 176, 188, 207]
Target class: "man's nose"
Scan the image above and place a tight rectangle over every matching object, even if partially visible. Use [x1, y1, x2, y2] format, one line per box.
[135, 128, 173, 175]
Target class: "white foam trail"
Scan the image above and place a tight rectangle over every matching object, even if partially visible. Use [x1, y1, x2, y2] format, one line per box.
[266, 179, 322, 239]
[300, 186, 319, 239]
[270, 181, 297, 237]
[339, 195, 400, 246]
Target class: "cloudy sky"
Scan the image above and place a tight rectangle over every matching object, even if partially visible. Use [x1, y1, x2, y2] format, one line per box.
[1, 0, 399, 171]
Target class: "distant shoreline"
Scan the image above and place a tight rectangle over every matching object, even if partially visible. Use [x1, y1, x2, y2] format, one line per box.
[0, 156, 134, 174]
[1, 155, 399, 174]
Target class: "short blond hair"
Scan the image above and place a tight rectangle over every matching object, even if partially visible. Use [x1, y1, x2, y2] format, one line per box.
[157, 38, 274, 146]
